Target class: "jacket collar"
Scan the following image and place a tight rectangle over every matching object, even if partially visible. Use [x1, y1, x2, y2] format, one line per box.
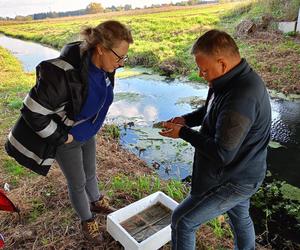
[59, 42, 89, 117]
[211, 58, 250, 93]
[60, 42, 116, 116]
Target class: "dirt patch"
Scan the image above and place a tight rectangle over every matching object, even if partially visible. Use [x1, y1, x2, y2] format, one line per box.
[240, 31, 300, 95]
[95, 134, 152, 182]
[159, 58, 188, 76]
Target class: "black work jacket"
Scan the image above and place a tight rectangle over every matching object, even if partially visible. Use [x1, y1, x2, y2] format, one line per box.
[5, 42, 115, 176]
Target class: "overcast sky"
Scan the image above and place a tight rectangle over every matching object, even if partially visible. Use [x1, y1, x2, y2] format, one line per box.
[0, 0, 186, 18]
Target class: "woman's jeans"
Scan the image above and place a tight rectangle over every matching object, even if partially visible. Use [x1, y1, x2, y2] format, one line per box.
[171, 181, 262, 250]
[55, 136, 100, 222]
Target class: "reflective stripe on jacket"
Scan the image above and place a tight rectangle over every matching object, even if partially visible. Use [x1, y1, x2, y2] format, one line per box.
[5, 42, 115, 176]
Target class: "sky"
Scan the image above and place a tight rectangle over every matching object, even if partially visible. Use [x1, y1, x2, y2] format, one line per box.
[0, 0, 186, 18]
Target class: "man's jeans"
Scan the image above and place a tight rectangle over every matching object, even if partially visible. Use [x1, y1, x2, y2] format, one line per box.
[171, 181, 261, 250]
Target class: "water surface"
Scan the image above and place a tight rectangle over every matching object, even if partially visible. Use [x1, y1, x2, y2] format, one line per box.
[0, 35, 59, 71]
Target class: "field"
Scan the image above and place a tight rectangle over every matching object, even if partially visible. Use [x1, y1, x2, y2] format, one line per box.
[1, 1, 300, 95]
[0, 3, 239, 74]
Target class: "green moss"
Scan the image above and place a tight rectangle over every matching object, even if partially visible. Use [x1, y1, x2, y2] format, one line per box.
[114, 92, 144, 103]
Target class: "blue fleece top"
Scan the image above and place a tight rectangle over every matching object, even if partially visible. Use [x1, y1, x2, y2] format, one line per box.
[70, 59, 114, 142]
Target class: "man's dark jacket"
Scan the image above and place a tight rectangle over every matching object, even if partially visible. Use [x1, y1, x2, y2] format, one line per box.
[179, 59, 271, 195]
[5, 42, 115, 176]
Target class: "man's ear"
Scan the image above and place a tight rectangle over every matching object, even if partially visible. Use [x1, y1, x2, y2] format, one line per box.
[218, 58, 227, 74]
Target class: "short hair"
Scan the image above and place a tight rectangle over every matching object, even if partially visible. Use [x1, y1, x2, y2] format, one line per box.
[80, 20, 133, 52]
[191, 29, 240, 57]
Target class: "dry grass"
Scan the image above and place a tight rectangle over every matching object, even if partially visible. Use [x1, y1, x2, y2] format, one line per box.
[0, 130, 236, 249]
[246, 31, 300, 94]
[0, 133, 151, 249]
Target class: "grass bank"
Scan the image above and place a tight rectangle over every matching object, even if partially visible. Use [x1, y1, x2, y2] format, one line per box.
[218, 0, 300, 96]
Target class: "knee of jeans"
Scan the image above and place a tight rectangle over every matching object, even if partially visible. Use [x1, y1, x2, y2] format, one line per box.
[172, 212, 195, 232]
[171, 206, 182, 228]
[85, 173, 97, 182]
[68, 180, 86, 192]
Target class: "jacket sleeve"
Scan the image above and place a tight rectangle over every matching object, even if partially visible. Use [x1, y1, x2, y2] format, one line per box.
[21, 60, 71, 146]
[182, 88, 213, 127]
[179, 93, 256, 166]
[182, 106, 207, 128]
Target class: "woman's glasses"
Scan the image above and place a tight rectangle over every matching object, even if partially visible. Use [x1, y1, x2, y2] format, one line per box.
[109, 48, 128, 63]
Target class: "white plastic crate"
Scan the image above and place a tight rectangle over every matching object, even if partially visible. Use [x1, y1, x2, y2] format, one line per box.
[107, 191, 178, 250]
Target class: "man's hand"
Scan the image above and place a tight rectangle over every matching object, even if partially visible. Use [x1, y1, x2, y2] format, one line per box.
[153, 117, 185, 129]
[168, 116, 185, 125]
[65, 134, 74, 144]
[159, 122, 183, 138]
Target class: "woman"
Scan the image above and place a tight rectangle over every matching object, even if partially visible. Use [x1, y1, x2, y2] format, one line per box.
[5, 20, 133, 242]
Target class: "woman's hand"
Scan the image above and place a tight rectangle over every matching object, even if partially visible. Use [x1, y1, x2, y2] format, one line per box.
[65, 134, 74, 144]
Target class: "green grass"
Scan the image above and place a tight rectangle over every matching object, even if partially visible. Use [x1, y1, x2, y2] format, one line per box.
[222, 0, 300, 22]
[188, 71, 203, 82]
[0, 3, 241, 76]
[219, 0, 300, 49]
[207, 217, 233, 239]
[7, 96, 24, 110]
[27, 198, 46, 223]
[107, 174, 234, 242]
[258, 0, 300, 20]
[107, 174, 189, 202]
[3, 159, 26, 177]
[0, 47, 34, 93]
[0, 46, 34, 129]
[1, 1, 299, 83]
[101, 124, 121, 139]
[0, 47, 36, 186]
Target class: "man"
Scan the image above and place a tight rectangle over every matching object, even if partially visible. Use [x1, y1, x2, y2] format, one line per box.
[159, 30, 271, 249]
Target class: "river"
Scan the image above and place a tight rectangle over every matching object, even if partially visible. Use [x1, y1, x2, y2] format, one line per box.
[0, 35, 299, 187]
